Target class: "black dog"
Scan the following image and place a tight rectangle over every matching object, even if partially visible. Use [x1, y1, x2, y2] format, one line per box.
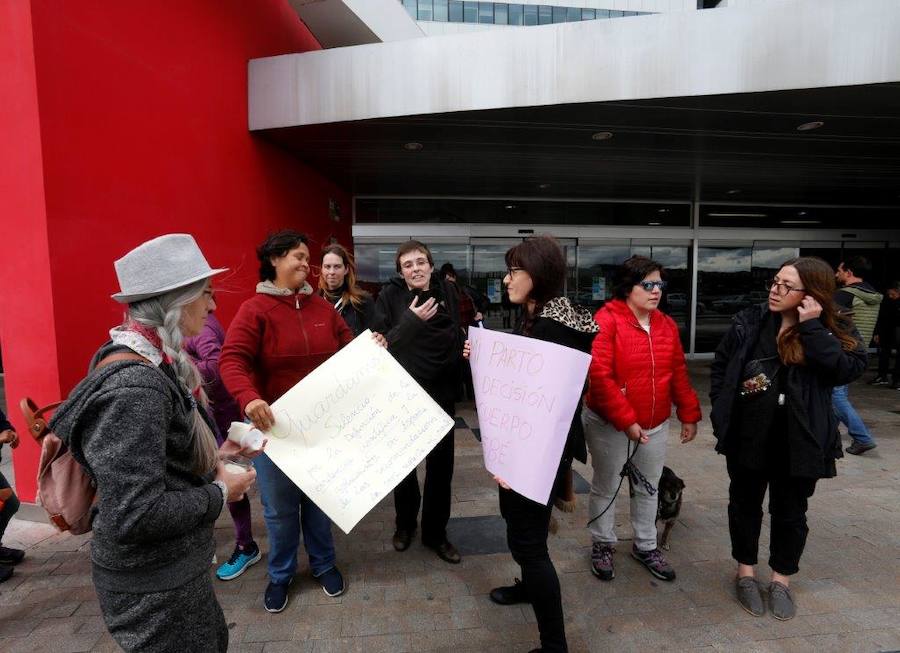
[656, 466, 685, 551]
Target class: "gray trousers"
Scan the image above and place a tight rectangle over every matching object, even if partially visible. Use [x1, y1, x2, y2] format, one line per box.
[95, 570, 228, 653]
[583, 407, 668, 552]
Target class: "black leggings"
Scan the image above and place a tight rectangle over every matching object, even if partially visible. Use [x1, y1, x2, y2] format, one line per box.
[726, 457, 817, 576]
[499, 485, 567, 653]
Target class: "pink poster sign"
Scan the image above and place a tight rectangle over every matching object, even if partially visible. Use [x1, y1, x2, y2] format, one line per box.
[468, 326, 592, 504]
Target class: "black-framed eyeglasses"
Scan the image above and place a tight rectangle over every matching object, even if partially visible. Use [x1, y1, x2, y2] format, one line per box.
[765, 279, 805, 296]
[637, 280, 667, 292]
[506, 267, 523, 277]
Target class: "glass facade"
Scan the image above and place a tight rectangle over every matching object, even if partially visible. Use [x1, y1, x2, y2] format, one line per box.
[400, 1, 653, 24]
[354, 230, 898, 353]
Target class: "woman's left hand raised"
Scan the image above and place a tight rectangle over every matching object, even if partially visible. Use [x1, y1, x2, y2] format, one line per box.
[371, 331, 388, 348]
[797, 295, 822, 322]
[680, 422, 697, 443]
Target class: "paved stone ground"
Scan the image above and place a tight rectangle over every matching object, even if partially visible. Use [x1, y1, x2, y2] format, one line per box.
[1, 365, 898, 652]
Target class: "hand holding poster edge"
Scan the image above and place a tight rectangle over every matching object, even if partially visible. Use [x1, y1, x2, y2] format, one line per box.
[260, 330, 455, 533]
[468, 325, 591, 504]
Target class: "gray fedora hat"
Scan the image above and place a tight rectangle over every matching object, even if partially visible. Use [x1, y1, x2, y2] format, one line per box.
[111, 234, 228, 304]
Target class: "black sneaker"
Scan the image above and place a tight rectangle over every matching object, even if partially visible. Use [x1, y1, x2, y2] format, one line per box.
[590, 542, 615, 581]
[0, 546, 24, 566]
[489, 578, 530, 605]
[846, 441, 877, 455]
[315, 567, 345, 597]
[264, 578, 292, 613]
[631, 545, 676, 581]
[868, 376, 890, 386]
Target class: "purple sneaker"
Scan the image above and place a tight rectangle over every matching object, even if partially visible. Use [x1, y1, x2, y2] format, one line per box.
[631, 545, 676, 581]
[590, 543, 615, 581]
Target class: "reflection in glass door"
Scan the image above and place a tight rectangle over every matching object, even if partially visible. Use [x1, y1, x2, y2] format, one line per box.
[695, 244, 799, 353]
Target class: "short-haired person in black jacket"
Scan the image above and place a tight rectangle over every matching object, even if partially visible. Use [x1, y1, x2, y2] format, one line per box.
[710, 257, 866, 621]
[467, 236, 598, 653]
[372, 240, 464, 564]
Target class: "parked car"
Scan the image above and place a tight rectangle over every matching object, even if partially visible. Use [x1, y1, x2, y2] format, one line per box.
[711, 294, 753, 314]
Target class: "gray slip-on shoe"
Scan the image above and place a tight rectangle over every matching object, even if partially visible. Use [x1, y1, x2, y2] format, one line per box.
[735, 576, 765, 617]
[768, 581, 796, 620]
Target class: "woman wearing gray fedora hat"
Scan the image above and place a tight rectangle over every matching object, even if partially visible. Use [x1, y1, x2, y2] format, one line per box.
[50, 233, 258, 653]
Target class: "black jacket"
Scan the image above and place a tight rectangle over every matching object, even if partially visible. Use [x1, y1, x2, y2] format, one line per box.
[371, 273, 462, 386]
[322, 291, 375, 337]
[709, 305, 867, 479]
[0, 408, 12, 463]
[519, 297, 599, 465]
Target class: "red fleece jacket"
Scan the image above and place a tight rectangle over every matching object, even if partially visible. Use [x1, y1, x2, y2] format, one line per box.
[586, 299, 701, 431]
[220, 292, 354, 412]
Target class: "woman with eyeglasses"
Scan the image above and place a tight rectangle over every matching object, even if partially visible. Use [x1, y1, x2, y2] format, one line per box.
[710, 257, 865, 620]
[583, 255, 701, 584]
[468, 235, 598, 653]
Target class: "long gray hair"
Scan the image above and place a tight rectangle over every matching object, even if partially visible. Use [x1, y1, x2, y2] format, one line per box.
[128, 279, 218, 475]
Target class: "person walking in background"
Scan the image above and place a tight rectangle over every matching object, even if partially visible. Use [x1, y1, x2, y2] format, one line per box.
[372, 241, 463, 564]
[318, 242, 375, 336]
[440, 262, 482, 401]
[871, 280, 900, 389]
[0, 408, 24, 584]
[48, 234, 258, 652]
[710, 257, 866, 621]
[833, 256, 882, 455]
[583, 255, 701, 584]
[220, 230, 354, 613]
[184, 311, 260, 581]
[474, 235, 598, 653]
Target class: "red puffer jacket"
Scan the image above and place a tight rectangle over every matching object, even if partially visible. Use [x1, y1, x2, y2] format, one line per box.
[586, 299, 701, 431]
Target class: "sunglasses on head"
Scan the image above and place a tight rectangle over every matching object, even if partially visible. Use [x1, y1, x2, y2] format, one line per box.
[638, 280, 667, 292]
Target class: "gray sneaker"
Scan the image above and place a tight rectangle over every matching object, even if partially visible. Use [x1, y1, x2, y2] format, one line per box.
[768, 581, 796, 620]
[735, 576, 765, 617]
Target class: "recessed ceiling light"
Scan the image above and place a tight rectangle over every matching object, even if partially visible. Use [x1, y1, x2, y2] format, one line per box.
[707, 212, 767, 218]
[537, 183, 551, 189]
[504, 204, 516, 210]
[657, 208, 670, 214]
[796, 121, 824, 131]
[780, 220, 821, 225]
[726, 188, 741, 195]
[591, 131, 614, 141]
[403, 142, 423, 151]
[797, 210, 807, 216]
[648, 222, 663, 226]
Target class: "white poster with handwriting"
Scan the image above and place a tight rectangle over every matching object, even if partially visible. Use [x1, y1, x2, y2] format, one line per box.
[257, 330, 454, 534]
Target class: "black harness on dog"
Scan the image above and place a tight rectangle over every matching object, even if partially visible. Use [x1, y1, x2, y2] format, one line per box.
[585, 440, 658, 527]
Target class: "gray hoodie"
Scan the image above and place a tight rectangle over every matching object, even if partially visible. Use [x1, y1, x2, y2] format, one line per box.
[50, 342, 224, 593]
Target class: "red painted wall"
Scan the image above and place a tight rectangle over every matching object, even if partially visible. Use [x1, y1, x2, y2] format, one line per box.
[2, 1, 351, 501]
[0, 0, 63, 503]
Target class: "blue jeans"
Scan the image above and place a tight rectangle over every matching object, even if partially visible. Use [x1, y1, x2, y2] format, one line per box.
[0, 471, 20, 542]
[253, 453, 336, 584]
[832, 385, 875, 446]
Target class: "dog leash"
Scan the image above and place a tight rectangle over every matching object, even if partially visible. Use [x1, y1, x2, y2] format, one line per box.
[585, 439, 657, 528]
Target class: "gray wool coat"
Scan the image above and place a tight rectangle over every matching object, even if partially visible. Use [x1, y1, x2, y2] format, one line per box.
[50, 343, 224, 593]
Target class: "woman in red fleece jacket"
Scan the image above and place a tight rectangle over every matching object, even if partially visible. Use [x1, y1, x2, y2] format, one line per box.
[583, 255, 701, 583]
[220, 230, 354, 614]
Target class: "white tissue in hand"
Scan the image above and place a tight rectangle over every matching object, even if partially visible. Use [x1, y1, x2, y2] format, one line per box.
[226, 422, 264, 451]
